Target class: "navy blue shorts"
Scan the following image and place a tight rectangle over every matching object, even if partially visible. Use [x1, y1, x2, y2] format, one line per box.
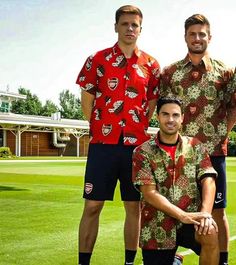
[83, 140, 140, 201]
[210, 156, 227, 209]
[142, 224, 201, 265]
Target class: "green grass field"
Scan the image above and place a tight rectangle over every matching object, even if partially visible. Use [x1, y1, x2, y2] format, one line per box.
[0, 157, 235, 265]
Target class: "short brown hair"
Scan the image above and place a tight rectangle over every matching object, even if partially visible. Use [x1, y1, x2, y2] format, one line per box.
[184, 14, 211, 35]
[115, 5, 143, 24]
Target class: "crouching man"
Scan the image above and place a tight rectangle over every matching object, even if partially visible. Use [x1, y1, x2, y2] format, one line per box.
[132, 97, 219, 265]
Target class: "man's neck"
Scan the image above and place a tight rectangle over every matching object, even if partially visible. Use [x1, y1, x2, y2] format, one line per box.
[159, 132, 179, 145]
[118, 41, 136, 58]
[188, 51, 208, 66]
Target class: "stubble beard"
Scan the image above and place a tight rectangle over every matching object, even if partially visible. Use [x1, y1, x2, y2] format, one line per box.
[188, 46, 207, 55]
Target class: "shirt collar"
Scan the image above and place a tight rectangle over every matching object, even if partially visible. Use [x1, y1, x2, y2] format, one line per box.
[155, 131, 183, 147]
[112, 42, 140, 58]
[183, 54, 213, 71]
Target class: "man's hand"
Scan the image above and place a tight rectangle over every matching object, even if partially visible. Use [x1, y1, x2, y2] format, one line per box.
[180, 211, 212, 225]
[195, 216, 218, 235]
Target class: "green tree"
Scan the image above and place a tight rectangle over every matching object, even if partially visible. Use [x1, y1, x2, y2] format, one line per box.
[59, 89, 84, 119]
[41, 100, 59, 117]
[149, 113, 159, 127]
[11, 87, 42, 115]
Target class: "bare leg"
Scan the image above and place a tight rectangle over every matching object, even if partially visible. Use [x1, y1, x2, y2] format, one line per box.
[123, 201, 141, 250]
[79, 200, 104, 252]
[212, 208, 230, 252]
[196, 228, 219, 265]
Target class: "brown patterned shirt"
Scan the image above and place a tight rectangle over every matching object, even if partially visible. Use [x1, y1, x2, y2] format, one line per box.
[132, 133, 217, 249]
[160, 55, 234, 155]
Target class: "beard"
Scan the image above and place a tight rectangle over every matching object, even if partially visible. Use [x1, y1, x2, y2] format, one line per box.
[188, 46, 207, 55]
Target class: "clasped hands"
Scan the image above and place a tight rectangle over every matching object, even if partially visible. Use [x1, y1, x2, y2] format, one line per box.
[180, 211, 218, 235]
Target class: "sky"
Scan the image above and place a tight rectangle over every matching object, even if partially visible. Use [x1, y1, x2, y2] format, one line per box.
[0, 0, 235, 105]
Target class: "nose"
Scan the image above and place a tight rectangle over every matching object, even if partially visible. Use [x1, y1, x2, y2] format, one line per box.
[127, 24, 133, 31]
[195, 33, 201, 41]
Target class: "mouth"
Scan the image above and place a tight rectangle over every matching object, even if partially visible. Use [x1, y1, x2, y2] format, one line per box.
[166, 124, 175, 129]
[126, 33, 135, 38]
[192, 43, 202, 49]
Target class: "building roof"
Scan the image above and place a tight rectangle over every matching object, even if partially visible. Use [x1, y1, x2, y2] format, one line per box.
[0, 90, 27, 100]
[0, 112, 89, 133]
[0, 112, 158, 135]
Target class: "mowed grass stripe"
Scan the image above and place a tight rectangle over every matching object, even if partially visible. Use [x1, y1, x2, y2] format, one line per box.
[0, 157, 235, 265]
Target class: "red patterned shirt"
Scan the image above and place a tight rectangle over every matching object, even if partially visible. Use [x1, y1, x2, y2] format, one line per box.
[76, 43, 160, 145]
[132, 133, 217, 249]
[160, 55, 234, 155]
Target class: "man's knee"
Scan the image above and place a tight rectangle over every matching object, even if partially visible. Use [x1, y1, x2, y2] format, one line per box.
[196, 228, 219, 248]
[83, 200, 104, 217]
[124, 201, 140, 216]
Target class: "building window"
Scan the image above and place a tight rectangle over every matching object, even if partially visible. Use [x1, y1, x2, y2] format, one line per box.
[0, 102, 10, 113]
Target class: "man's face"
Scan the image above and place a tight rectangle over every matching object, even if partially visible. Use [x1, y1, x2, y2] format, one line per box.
[157, 103, 183, 137]
[115, 14, 142, 45]
[185, 24, 211, 55]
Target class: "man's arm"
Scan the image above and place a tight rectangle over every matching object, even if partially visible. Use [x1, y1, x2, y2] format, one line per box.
[226, 68, 236, 132]
[140, 184, 211, 226]
[148, 99, 157, 120]
[81, 90, 95, 121]
[200, 176, 216, 213]
[227, 91, 236, 132]
[196, 175, 217, 235]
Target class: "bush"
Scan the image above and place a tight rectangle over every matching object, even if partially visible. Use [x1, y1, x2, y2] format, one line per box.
[228, 131, 236, 156]
[0, 147, 13, 158]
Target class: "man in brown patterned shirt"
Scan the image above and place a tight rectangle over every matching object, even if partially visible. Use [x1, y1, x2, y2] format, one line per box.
[160, 14, 235, 265]
[133, 97, 219, 265]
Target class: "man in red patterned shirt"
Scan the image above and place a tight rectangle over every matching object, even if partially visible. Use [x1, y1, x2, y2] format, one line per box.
[76, 5, 160, 265]
[133, 97, 219, 265]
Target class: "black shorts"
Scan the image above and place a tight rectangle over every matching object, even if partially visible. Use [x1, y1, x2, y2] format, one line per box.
[210, 156, 227, 209]
[142, 224, 201, 265]
[82, 140, 140, 201]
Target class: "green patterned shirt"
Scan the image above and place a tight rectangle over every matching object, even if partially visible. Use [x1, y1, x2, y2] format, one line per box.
[132, 134, 217, 249]
[160, 55, 234, 156]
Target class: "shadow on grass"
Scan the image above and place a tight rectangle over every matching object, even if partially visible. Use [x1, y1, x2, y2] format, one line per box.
[0, 186, 28, 192]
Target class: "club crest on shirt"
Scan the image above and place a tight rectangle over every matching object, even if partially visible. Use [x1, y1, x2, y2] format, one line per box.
[102, 124, 112, 136]
[85, 183, 93, 194]
[107, 77, 119, 90]
[192, 71, 199, 79]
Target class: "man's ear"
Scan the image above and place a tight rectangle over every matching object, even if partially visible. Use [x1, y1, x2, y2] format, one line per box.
[114, 23, 118, 33]
[208, 34, 212, 43]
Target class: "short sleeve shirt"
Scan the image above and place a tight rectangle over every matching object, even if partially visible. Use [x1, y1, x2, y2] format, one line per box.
[160, 55, 234, 155]
[226, 67, 236, 131]
[76, 43, 160, 145]
[132, 134, 217, 250]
